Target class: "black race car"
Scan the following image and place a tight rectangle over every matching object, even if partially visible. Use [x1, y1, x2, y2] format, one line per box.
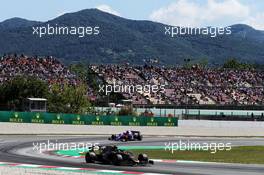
[108, 130, 143, 142]
[85, 145, 154, 166]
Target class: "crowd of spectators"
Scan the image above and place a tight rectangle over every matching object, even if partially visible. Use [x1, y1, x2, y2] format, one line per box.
[92, 64, 264, 106]
[0, 54, 79, 86]
[1, 55, 263, 106]
[91, 65, 148, 105]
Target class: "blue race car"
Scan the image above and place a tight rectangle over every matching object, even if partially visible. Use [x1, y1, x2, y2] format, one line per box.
[108, 130, 143, 142]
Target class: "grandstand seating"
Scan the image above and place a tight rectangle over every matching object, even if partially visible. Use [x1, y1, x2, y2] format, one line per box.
[1, 55, 263, 106]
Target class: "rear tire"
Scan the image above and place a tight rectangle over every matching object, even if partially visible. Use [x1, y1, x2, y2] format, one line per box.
[85, 152, 96, 163]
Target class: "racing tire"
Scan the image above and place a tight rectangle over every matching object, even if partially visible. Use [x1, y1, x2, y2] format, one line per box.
[138, 135, 143, 141]
[110, 135, 115, 140]
[138, 153, 148, 162]
[85, 152, 96, 163]
[112, 154, 123, 165]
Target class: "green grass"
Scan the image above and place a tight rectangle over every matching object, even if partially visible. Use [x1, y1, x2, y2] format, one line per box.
[130, 146, 264, 164]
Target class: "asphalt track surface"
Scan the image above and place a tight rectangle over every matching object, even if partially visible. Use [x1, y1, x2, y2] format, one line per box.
[1, 135, 264, 175]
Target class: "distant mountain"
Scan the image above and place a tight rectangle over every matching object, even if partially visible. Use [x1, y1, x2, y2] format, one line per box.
[0, 17, 41, 30]
[0, 9, 263, 65]
[231, 24, 264, 43]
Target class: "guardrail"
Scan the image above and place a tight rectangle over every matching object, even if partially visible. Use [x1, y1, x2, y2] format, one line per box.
[0, 111, 178, 127]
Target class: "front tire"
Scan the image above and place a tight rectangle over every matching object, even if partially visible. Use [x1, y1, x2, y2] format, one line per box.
[85, 152, 96, 163]
[112, 154, 123, 165]
[138, 153, 148, 162]
[138, 135, 143, 141]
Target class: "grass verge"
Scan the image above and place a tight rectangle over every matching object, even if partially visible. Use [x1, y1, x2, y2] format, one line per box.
[130, 146, 264, 164]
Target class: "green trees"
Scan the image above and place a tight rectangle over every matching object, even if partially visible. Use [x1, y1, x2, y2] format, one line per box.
[69, 63, 99, 91]
[223, 58, 253, 70]
[0, 76, 91, 114]
[0, 76, 49, 110]
[69, 64, 88, 81]
[48, 83, 91, 114]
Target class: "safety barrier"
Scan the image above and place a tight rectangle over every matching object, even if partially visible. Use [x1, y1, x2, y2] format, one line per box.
[0, 111, 178, 127]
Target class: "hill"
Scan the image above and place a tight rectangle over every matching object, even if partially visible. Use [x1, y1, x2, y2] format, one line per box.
[0, 17, 41, 30]
[0, 9, 263, 65]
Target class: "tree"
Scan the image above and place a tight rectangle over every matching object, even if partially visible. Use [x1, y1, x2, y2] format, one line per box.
[197, 58, 208, 68]
[70, 63, 100, 91]
[48, 83, 91, 114]
[69, 63, 88, 81]
[0, 76, 49, 110]
[223, 58, 253, 70]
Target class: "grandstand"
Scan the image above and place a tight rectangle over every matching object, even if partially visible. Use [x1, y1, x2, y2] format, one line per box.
[0, 54, 78, 85]
[1, 55, 264, 108]
[91, 64, 264, 106]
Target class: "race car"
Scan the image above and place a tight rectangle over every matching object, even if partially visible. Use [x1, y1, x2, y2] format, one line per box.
[108, 130, 143, 142]
[84, 145, 154, 166]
